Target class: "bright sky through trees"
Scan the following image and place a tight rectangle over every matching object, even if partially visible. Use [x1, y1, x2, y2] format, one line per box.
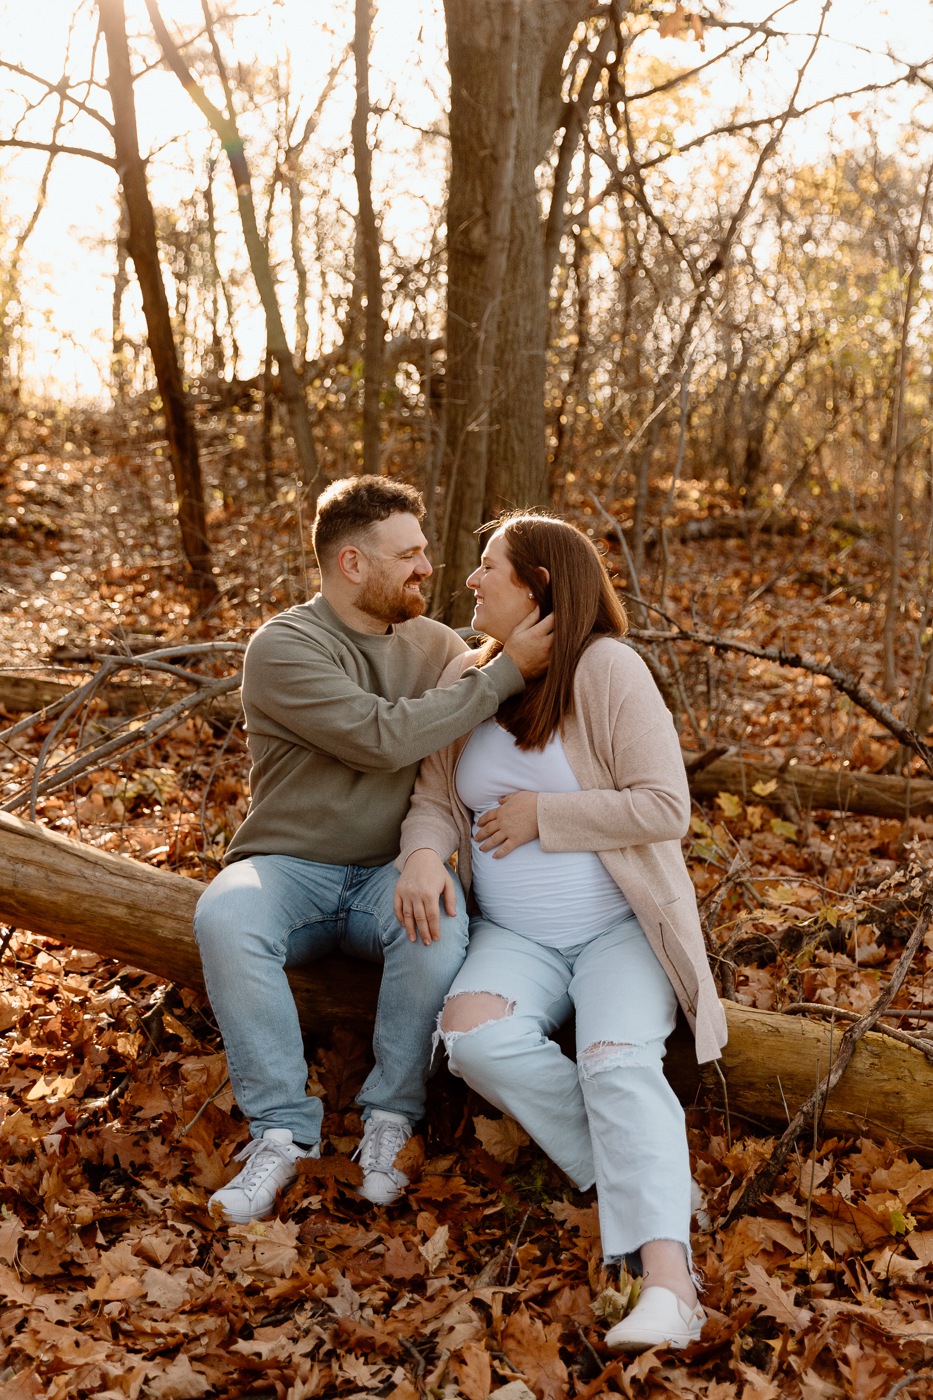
[1, 0, 931, 401]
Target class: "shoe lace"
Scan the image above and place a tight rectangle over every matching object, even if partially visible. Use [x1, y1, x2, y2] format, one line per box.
[230, 1137, 292, 1189]
[353, 1121, 408, 1175]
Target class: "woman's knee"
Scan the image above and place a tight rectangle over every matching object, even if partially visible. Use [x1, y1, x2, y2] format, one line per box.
[577, 1036, 667, 1081]
[441, 991, 512, 1035]
[441, 993, 520, 1081]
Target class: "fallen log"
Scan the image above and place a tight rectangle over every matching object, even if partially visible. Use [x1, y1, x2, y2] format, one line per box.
[0, 810, 378, 1025]
[689, 752, 933, 820]
[3, 811, 933, 1154]
[0, 672, 241, 722]
[4, 670, 932, 820]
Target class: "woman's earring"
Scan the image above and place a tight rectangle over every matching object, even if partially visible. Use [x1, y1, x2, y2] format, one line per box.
[528, 592, 534, 599]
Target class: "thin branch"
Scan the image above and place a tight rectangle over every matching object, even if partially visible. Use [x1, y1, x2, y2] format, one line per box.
[544, 4, 620, 281]
[0, 137, 115, 168]
[782, 1002, 933, 1060]
[144, 0, 233, 139]
[0, 59, 115, 133]
[598, 70, 922, 183]
[626, 619, 933, 775]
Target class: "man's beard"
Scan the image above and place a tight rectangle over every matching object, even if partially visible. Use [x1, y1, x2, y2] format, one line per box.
[357, 569, 427, 626]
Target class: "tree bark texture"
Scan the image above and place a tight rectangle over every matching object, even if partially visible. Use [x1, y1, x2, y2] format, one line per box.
[4, 809, 933, 1153]
[97, 0, 214, 591]
[687, 752, 933, 821]
[439, 0, 580, 624]
[352, 0, 385, 476]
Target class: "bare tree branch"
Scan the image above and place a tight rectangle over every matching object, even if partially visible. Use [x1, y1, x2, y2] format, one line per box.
[628, 616, 933, 775]
[0, 137, 115, 167]
[0, 58, 115, 134]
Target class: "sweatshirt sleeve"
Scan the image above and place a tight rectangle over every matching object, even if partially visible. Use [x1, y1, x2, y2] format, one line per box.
[397, 655, 474, 869]
[242, 625, 523, 774]
[537, 649, 690, 852]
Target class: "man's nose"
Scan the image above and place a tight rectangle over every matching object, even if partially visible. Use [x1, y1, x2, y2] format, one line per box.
[415, 553, 432, 578]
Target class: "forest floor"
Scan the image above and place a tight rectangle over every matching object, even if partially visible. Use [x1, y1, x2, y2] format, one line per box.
[2, 409, 933, 1399]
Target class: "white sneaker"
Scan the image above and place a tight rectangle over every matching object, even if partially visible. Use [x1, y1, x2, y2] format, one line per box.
[605, 1285, 705, 1351]
[353, 1112, 412, 1206]
[209, 1129, 318, 1224]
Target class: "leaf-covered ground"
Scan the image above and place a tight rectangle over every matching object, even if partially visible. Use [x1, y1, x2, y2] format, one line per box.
[2, 418, 933, 1398]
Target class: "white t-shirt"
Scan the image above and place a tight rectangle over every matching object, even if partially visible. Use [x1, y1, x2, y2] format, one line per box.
[455, 719, 632, 948]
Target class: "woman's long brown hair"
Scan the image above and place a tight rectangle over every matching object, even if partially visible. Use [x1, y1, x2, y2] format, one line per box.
[476, 512, 628, 750]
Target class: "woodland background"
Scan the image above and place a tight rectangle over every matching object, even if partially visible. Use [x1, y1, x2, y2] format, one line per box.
[3, 1, 933, 1397]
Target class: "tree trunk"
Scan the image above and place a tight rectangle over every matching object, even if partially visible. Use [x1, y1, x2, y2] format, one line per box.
[439, 0, 580, 624]
[352, 0, 385, 476]
[4, 808, 933, 1153]
[98, 0, 214, 594]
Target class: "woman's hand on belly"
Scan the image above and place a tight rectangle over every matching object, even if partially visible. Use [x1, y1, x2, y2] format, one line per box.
[476, 790, 540, 858]
[394, 849, 458, 945]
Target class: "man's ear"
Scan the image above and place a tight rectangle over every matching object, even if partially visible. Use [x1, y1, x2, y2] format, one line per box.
[336, 543, 366, 585]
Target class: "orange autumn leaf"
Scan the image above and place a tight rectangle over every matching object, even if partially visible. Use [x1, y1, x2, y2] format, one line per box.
[473, 1113, 530, 1164]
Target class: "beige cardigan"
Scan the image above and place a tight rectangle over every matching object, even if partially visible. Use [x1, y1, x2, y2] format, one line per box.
[398, 637, 727, 1064]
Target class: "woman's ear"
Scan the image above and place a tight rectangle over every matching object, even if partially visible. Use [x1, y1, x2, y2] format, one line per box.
[535, 567, 553, 616]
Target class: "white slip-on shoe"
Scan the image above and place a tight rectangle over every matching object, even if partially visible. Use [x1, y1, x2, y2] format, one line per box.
[353, 1112, 412, 1206]
[605, 1285, 705, 1352]
[208, 1129, 319, 1224]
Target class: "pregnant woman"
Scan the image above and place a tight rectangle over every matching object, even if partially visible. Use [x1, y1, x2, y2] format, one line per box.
[394, 512, 726, 1351]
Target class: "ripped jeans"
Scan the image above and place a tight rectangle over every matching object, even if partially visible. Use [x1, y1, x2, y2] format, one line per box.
[438, 913, 692, 1267]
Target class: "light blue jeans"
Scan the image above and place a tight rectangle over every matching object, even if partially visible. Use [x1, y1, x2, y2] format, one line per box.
[194, 854, 469, 1145]
[439, 913, 692, 1266]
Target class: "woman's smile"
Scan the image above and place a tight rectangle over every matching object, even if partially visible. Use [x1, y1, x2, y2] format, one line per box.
[466, 531, 536, 642]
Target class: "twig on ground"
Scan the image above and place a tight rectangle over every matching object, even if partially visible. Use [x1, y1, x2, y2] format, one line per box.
[180, 1076, 231, 1137]
[699, 853, 749, 1000]
[684, 744, 731, 776]
[73, 986, 171, 1130]
[723, 885, 933, 1228]
[883, 1369, 933, 1400]
[574, 1323, 604, 1374]
[505, 1207, 532, 1286]
[398, 1336, 428, 1398]
[0, 642, 245, 747]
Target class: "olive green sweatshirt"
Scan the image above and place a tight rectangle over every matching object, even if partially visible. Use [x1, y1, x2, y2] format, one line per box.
[226, 594, 523, 868]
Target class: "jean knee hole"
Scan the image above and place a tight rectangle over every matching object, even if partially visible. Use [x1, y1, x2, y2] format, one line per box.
[580, 1039, 652, 1080]
[440, 991, 513, 1037]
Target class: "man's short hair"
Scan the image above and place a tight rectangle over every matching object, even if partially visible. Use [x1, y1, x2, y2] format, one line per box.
[312, 475, 425, 571]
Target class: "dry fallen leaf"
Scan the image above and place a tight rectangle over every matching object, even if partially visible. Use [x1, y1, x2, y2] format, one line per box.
[473, 1114, 530, 1164]
[742, 1261, 814, 1333]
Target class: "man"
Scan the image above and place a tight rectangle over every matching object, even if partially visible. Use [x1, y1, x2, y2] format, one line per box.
[195, 475, 552, 1223]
